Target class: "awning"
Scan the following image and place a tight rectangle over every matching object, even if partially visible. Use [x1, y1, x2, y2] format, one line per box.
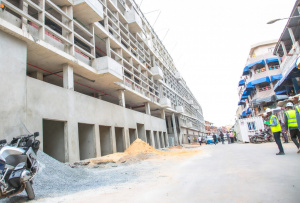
[251, 96, 273, 106]
[243, 67, 250, 76]
[246, 82, 255, 91]
[275, 90, 287, 95]
[274, 63, 298, 91]
[251, 76, 271, 86]
[242, 90, 250, 97]
[270, 74, 282, 82]
[245, 59, 266, 69]
[242, 111, 247, 117]
[241, 95, 248, 99]
[246, 108, 252, 114]
[266, 57, 279, 64]
[238, 79, 245, 86]
[272, 94, 288, 101]
[238, 102, 245, 105]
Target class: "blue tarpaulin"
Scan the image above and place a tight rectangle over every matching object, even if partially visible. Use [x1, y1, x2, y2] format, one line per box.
[266, 57, 279, 64]
[242, 111, 248, 117]
[246, 108, 252, 114]
[246, 60, 266, 69]
[238, 102, 245, 105]
[242, 90, 250, 97]
[251, 76, 271, 86]
[238, 79, 245, 86]
[270, 74, 282, 82]
[275, 90, 287, 95]
[241, 95, 248, 99]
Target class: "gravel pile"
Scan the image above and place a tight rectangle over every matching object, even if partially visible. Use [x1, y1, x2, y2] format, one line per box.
[0, 151, 142, 203]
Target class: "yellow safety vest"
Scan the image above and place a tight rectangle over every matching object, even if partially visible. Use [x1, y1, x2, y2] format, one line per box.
[296, 105, 300, 115]
[270, 115, 282, 133]
[285, 110, 298, 128]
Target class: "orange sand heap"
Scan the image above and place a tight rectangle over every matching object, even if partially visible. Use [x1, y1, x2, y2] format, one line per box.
[89, 138, 201, 165]
[125, 138, 160, 155]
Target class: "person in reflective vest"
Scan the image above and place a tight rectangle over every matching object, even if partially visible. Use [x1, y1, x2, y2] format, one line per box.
[264, 108, 284, 155]
[285, 102, 300, 153]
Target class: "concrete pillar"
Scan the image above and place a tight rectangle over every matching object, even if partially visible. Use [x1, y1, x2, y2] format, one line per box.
[145, 102, 151, 115]
[90, 24, 96, 59]
[288, 28, 297, 45]
[167, 116, 173, 134]
[150, 131, 155, 149]
[292, 78, 299, 94]
[111, 127, 117, 153]
[20, 1, 28, 32]
[161, 132, 165, 148]
[171, 113, 179, 146]
[64, 120, 80, 162]
[177, 118, 184, 145]
[62, 6, 74, 56]
[63, 64, 74, 90]
[32, 71, 43, 80]
[276, 53, 282, 66]
[281, 41, 288, 56]
[38, 0, 45, 40]
[165, 132, 169, 147]
[105, 38, 111, 57]
[118, 90, 125, 107]
[94, 124, 101, 157]
[160, 109, 165, 119]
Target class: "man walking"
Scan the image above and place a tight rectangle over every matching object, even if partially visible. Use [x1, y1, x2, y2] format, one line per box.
[220, 132, 224, 144]
[187, 136, 191, 144]
[264, 108, 284, 155]
[213, 134, 217, 145]
[284, 102, 300, 153]
[198, 136, 202, 146]
[226, 132, 230, 144]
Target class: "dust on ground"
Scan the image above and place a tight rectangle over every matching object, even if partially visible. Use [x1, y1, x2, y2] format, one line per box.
[87, 139, 201, 166]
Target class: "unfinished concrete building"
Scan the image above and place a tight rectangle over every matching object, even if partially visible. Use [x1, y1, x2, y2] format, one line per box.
[0, 0, 205, 162]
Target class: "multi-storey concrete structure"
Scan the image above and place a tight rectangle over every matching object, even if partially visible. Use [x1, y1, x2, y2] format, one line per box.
[236, 40, 287, 119]
[0, 0, 204, 162]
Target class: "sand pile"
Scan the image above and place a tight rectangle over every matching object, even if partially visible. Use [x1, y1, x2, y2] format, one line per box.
[88, 138, 201, 166]
[125, 138, 159, 155]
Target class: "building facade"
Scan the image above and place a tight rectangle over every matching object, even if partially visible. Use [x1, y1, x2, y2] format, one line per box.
[273, 0, 300, 95]
[236, 40, 287, 119]
[0, 0, 204, 162]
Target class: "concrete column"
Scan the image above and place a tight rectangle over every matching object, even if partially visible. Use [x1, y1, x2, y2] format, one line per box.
[32, 71, 43, 80]
[38, 0, 45, 40]
[111, 127, 117, 153]
[281, 41, 288, 56]
[105, 38, 111, 57]
[150, 131, 155, 149]
[64, 120, 80, 162]
[124, 128, 130, 149]
[276, 53, 282, 66]
[171, 113, 179, 146]
[167, 116, 173, 134]
[118, 90, 125, 107]
[177, 118, 184, 145]
[20, 1, 28, 32]
[161, 132, 165, 148]
[288, 28, 297, 45]
[62, 6, 74, 56]
[292, 78, 300, 94]
[145, 102, 151, 115]
[160, 109, 165, 119]
[94, 124, 101, 157]
[63, 64, 74, 90]
[165, 132, 169, 147]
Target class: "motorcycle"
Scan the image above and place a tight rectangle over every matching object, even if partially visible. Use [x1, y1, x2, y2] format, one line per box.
[249, 129, 273, 143]
[0, 132, 40, 200]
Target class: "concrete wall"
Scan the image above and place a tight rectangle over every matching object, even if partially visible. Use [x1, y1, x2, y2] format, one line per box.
[0, 31, 27, 139]
[129, 128, 137, 144]
[115, 127, 124, 152]
[24, 77, 166, 162]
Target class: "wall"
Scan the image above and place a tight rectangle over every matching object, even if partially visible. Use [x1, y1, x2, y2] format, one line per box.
[0, 31, 27, 139]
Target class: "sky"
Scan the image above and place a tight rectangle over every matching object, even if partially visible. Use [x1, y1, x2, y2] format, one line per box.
[136, 0, 296, 127]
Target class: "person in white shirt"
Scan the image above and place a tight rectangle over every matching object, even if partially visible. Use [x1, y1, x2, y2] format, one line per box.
[198, 136, 202, 146]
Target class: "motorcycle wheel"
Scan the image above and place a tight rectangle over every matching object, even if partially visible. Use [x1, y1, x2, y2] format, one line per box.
[25, 181, 35, 200]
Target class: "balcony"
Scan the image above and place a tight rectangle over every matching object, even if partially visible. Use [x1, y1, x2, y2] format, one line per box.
[159, 98, 172, 108]
[176, 106, 184, 114]
[73, 0, 104, 25]
[188, 99, 194, 105]
[175, 72, 182, 81]
[92, 56, 123, 81]
[124, 9, 143, 33]
[150, 66, 164, 80]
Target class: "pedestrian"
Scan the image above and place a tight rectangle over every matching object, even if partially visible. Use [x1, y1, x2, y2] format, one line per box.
[188, 136, 190, 144]
[284, 102, 300, 153]
[264, 108, 284, 155]
[220, 132, 224, 144]
[226, 131, 230, 144]
[229, 131, 234, 144]
[213, 134, 217, 145]
[233, 131, 237, 142]
[280, 120, 288, 143]
[198, 136, 202, 146]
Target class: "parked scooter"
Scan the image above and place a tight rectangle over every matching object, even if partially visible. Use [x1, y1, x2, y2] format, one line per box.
[0, 132, 40, 200]
[249, 129, 273, 143]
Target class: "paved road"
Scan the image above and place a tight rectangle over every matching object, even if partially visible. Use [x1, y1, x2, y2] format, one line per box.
[37, 142, 300, 203]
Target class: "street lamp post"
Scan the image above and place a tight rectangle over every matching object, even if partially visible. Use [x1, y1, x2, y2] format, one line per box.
[267, 15, 300, 24]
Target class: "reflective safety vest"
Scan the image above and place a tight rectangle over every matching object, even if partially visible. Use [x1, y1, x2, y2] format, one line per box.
[296, 105, 300, 115]
[285, 110, 298, 128]
[270, 115, 282, 133]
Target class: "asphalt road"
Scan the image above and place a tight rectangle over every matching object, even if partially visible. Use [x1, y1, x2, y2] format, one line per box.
[35, 142, 300, 203]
